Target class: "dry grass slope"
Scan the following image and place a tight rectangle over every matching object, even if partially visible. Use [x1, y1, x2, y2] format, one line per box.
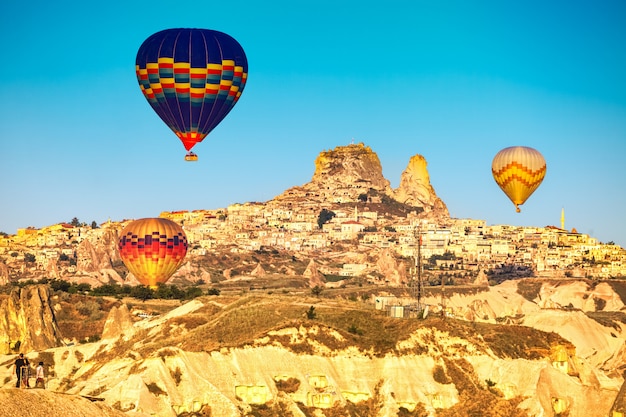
[108, 293, 575, 363]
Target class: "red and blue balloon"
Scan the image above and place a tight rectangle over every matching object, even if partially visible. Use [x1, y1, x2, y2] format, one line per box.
[136, 28, 248, 160]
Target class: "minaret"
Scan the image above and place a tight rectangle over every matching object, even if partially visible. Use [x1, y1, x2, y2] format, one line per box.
[561, 207, 565, 230]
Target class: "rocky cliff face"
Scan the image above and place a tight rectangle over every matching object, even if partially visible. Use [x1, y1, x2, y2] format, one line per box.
[74, 228, 125, 285]
[0, 263, 9, 286]
[101, 303, 134, 341]
[76, 228, 120, 272]
[393, 154, 449, 220]
[0, 285, 63, 354]
[274, 142, 449, 220]
[311, 143, 393, 195]
[375, 248, 406, 286]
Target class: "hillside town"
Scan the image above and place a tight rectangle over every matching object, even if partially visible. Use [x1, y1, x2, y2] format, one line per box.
[2, 144, 625, 284]
[1, 201, 624, 283]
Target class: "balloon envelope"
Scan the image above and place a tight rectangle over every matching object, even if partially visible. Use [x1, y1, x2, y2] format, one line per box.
[118, 218, 188, 288]
[136, 28, 248, 153]
[492, 146, 546, 212]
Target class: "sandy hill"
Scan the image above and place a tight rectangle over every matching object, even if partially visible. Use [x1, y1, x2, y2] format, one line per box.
[0, 388, 128, 417]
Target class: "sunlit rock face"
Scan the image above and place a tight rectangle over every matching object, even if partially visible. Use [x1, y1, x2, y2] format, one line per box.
[273, 142, 449, 220]
[74, 228, 126, 286]
[274, 142, 393, 205]
[0, 264, 9, 286]
[304, 259, 325, 288]
[376, 248, 406, 286]
[311, 143, 393, 195]
[101, 303, 133, 341]
[75, 228, 120, 273]
[393, 154, 449, 220]
[0, 285, 63, 354]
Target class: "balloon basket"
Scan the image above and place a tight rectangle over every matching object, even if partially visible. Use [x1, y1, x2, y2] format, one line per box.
[184, 152, 198, 162]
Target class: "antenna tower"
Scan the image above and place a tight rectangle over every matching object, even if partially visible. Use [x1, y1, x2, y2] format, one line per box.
[409, 223, 423, 312]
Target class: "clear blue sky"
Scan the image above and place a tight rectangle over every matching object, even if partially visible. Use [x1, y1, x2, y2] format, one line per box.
[1, 1, 625, 247]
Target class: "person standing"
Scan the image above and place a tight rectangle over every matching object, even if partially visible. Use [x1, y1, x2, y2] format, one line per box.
[35, 362, 45, 389]
[13, 353, 26, 388]
[21, 355, 30, 388]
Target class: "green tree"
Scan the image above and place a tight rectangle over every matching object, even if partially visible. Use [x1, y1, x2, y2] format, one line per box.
[75, 283, 92, 293]
[70, 217, 81, 227]
[306, 305, 317, 319]
[170, 285, 185, 300]
[50, 279, 71, 292]
[185, 286, 203, 299]
[155, 283, 173, 299]
[130, 285, 154, 301]
[207, 287, 221, 296]
[90, 221, 99, 229]
[311, 285, 323, 297]
[90, 284, 121, 296]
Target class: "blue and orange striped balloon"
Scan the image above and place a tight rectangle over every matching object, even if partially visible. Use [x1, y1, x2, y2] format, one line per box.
[136, 28, 248, 157]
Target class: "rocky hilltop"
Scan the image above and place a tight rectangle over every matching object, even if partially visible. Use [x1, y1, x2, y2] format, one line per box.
[273, 142, 449, 220]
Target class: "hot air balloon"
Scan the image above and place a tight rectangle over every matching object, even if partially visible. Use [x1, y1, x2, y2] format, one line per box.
[136, 28, 248, 161]
[492, 146, 546, 212]
[118, 218, 188, 288]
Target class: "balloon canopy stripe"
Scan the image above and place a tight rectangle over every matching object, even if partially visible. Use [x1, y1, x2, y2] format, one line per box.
[136, 28, 248, 153]
[492, 162, 546, 189]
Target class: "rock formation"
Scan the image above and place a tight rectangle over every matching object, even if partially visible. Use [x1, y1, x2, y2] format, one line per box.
[273, 142, 449, 220]
[75, 228, 120, 274]
[0, 263, 9, 286]
[310, 143, 393, 195]
[392, 154, 449, 220]
[101, 303, 134, 341]
[71, 228, 128, 286]
[473, 269, 489, 286]
[0, 285, 63, 354]
[375, 248, 406, 286]
[251, 263, 266, 277]
[303, 259, 324, 288]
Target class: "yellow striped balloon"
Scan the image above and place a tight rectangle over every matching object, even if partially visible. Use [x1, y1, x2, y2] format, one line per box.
[118, 218, 188, 288]
[492, 146, 546, 212]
